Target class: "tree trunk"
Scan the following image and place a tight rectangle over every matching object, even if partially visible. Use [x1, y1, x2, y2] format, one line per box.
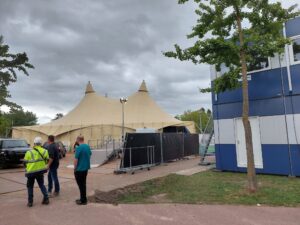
[236, 11, 258, 193]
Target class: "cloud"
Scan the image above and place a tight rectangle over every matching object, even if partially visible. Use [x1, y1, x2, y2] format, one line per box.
[0, 0, 298, 124]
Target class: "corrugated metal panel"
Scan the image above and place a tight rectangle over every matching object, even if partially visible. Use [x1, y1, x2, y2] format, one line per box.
[259, 115, 288, 144]
[215, 144, 293, 175]
[218, 119, 235, 144]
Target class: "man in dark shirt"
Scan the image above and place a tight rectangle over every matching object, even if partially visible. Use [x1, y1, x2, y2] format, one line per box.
[73, 137, 80, 153]
[46, 135, 60, 197]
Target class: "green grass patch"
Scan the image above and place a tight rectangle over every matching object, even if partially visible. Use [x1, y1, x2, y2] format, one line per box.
[207, 146, 215, 153]
[117, 170, 300, 206]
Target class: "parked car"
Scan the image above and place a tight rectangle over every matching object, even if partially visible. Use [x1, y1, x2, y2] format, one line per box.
[0, 138, 31, 168]
[43, 141, 66, 159]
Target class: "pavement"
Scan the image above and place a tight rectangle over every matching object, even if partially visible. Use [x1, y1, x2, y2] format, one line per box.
[1, 202, 300, 225]
[174, 165, 214, 176]
[0, 154, 300, 225]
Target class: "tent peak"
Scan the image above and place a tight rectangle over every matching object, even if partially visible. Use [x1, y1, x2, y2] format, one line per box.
[85, 81, 95, 94]
[138, 80, 148, 92]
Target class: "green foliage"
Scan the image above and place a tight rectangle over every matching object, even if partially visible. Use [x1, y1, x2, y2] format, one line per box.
[176, 108, 211, 133]
[0, 35, 34, 109]
[52, 113, 64, 121]
[0, 112, 10, 137]
[0, 108, 37, 137]
[164, 0, 300, 93]
[5, 108, 38, 126]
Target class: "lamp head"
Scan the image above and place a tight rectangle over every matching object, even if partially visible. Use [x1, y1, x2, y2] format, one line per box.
[120, 97, 128, 103]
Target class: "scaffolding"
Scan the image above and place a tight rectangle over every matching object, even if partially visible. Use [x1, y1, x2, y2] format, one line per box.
[199, 115, 215, 165]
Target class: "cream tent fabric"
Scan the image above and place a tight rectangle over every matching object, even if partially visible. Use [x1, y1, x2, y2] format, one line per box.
[12, 81, 196, 146]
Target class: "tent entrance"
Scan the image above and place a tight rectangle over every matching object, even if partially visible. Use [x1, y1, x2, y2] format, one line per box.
[163, 126, 189, 133]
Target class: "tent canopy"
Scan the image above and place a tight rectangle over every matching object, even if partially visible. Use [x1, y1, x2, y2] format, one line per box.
[13, 81, 195, 143]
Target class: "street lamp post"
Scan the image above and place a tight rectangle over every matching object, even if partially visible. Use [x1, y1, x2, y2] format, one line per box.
[120, 97, 128, 143]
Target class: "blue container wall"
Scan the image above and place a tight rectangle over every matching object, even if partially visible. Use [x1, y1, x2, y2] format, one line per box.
[213, 17, 300, 176]
[212, 65, 300, 120]
[213, 68, 300, 176]
[215, 144, 292, 175]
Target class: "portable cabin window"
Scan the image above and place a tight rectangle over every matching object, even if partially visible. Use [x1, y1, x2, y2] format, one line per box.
[291, 37, 300, 63]
[218, 57, 270, 76]
[288, 36, 300, 65]
[247, 57, 270, 73]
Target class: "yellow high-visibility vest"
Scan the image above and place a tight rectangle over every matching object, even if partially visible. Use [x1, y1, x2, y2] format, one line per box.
[24, 146, 49, 175]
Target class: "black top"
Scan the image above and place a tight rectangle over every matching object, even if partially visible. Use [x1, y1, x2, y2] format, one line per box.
[74, 142, 79, 149]
[46, 142, 60, 169]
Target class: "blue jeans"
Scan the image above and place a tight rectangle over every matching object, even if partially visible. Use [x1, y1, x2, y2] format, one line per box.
[27, 173, 48, 203]
[48, 167, 60, 193]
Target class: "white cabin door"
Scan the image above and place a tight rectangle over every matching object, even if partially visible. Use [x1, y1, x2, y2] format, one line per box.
[235, 117, 263, 169]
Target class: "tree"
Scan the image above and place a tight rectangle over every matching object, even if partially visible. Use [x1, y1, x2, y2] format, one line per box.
[165, 0, 299, 192]
[0, 108, 37, 137]
[0, 35, 34, 109]
[6, 108, 38, 126]
[0, 112, 10, 137]
[176, 108, 212, 133]
[52, 113, 64, 121]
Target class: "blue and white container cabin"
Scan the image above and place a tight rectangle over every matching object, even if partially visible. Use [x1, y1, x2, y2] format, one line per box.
[212, 17, 300, 176]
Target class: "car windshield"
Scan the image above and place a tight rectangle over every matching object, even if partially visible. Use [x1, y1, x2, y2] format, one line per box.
[2, 140, 28, 148]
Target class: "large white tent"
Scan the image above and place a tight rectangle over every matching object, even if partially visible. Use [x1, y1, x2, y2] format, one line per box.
[12, 81, 195, 146]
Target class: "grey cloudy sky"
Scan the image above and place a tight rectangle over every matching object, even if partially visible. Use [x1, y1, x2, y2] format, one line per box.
[0, 0, 298, 123]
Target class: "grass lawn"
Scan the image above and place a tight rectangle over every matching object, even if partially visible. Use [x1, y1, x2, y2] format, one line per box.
[115, 170, 300, 206]
[207, 146, 215, 154]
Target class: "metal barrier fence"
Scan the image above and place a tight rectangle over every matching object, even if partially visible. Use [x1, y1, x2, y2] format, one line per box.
[115, 145, 155, 174]
[88, 136, 119, 149]
[122, 133, 199, 168]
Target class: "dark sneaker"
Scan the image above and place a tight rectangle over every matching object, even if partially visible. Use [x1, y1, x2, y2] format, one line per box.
[75, 199, 87, 205]
[27, 202, 33, 207]
[42, 198, 49, 205]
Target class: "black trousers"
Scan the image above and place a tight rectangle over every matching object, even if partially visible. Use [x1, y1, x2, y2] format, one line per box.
[27, 173, 48, 203]
[74, 170, 88, 203]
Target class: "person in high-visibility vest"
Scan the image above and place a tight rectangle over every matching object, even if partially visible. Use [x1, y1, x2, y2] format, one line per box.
[24, 137, 49, 207]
